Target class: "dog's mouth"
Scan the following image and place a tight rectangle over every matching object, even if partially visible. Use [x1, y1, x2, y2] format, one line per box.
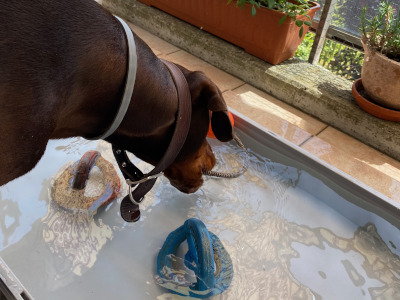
[164, 144, 216, 194]
[163, 169, 205, 194]
[169, 180, 203, 194]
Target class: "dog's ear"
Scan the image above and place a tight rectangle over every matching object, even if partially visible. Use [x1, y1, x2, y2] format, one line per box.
[208, 94, 233, 142]
[188, 71, 234, 142]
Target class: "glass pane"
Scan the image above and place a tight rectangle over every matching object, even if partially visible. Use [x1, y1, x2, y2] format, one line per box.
[295, 32, 364, 81]
[315, 0, 400, 37]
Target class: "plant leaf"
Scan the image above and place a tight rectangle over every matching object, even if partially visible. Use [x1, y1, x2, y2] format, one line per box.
[299, 26, 304, 38]
[296, 20, 303, 27]
[278, 15, 287, 25]
[251, 5, 256, 16]
[267, 0, 275, 9]
[304, 21, 312, 26]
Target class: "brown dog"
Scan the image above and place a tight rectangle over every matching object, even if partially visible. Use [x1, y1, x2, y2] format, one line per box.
[0, 0, 233, 194]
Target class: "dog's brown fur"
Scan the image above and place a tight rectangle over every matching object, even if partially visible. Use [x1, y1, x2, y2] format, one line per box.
[0, 0, 233, 193]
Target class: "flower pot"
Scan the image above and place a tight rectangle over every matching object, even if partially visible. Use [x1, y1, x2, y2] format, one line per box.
[361, 42, 400, 110]
[138, 0, 320, 65]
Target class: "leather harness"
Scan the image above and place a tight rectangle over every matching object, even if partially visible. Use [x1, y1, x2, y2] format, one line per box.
[91, 17, 192, 222]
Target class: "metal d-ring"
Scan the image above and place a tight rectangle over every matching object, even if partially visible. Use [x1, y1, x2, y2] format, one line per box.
[125, 173, 163, 186]
[126, 173, 163, 205]
[128, 184, 142, 205]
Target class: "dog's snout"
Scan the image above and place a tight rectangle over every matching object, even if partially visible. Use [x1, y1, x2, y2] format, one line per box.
[164, 141, 216, 194]
[171, 181, 202, 194]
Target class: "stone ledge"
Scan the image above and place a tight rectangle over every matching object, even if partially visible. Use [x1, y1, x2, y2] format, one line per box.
[102, 0, 400, 161]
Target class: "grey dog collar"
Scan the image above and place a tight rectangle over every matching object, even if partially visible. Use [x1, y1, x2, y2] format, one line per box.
[88, 16, 138, 140]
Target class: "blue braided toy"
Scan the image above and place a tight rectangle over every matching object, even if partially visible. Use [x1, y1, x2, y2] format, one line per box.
[156, 218, 233, 298]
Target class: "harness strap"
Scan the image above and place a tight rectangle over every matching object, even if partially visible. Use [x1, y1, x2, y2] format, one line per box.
[114, 59, 192, 222]
[88, 16, 138, 140]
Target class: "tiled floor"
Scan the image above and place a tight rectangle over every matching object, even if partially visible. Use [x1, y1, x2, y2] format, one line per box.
[130, 23, 400, 203]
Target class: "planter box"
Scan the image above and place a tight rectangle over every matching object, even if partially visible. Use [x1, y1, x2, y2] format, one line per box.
[138, 0, 320, 64]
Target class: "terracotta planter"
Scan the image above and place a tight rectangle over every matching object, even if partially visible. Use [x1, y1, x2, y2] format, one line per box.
[138, 0, 320, 65]
[361, 42, 400, 110]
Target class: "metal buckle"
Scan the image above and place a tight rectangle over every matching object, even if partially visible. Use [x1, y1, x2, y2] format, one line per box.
[126, 173, 163, 205]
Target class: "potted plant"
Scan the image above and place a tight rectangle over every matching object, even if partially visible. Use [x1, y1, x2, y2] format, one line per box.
[138, 0, 320, 64]
[352, 0, 400, 120]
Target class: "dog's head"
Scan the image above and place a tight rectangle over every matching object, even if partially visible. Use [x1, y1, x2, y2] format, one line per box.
[112, 65, 233, 194]
[163, 69, 233, 193]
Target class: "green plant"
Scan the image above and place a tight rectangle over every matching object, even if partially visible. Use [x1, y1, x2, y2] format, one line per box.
[295, 31, 314, 60]
[361, 0, 400, 61]
[295, 32, 364, 80]
[227, 0, 314, 37]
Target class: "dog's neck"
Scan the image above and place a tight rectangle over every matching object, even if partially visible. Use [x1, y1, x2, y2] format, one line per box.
[106, 38, 180, 163]
[50, 17, 179, 163]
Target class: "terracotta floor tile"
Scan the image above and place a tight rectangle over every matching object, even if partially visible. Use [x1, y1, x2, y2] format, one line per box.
[128, 23, 179, 56]
[301, 127, 400, 202]
[223, 84, 327, 145]
[160, 51, 244, 92]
